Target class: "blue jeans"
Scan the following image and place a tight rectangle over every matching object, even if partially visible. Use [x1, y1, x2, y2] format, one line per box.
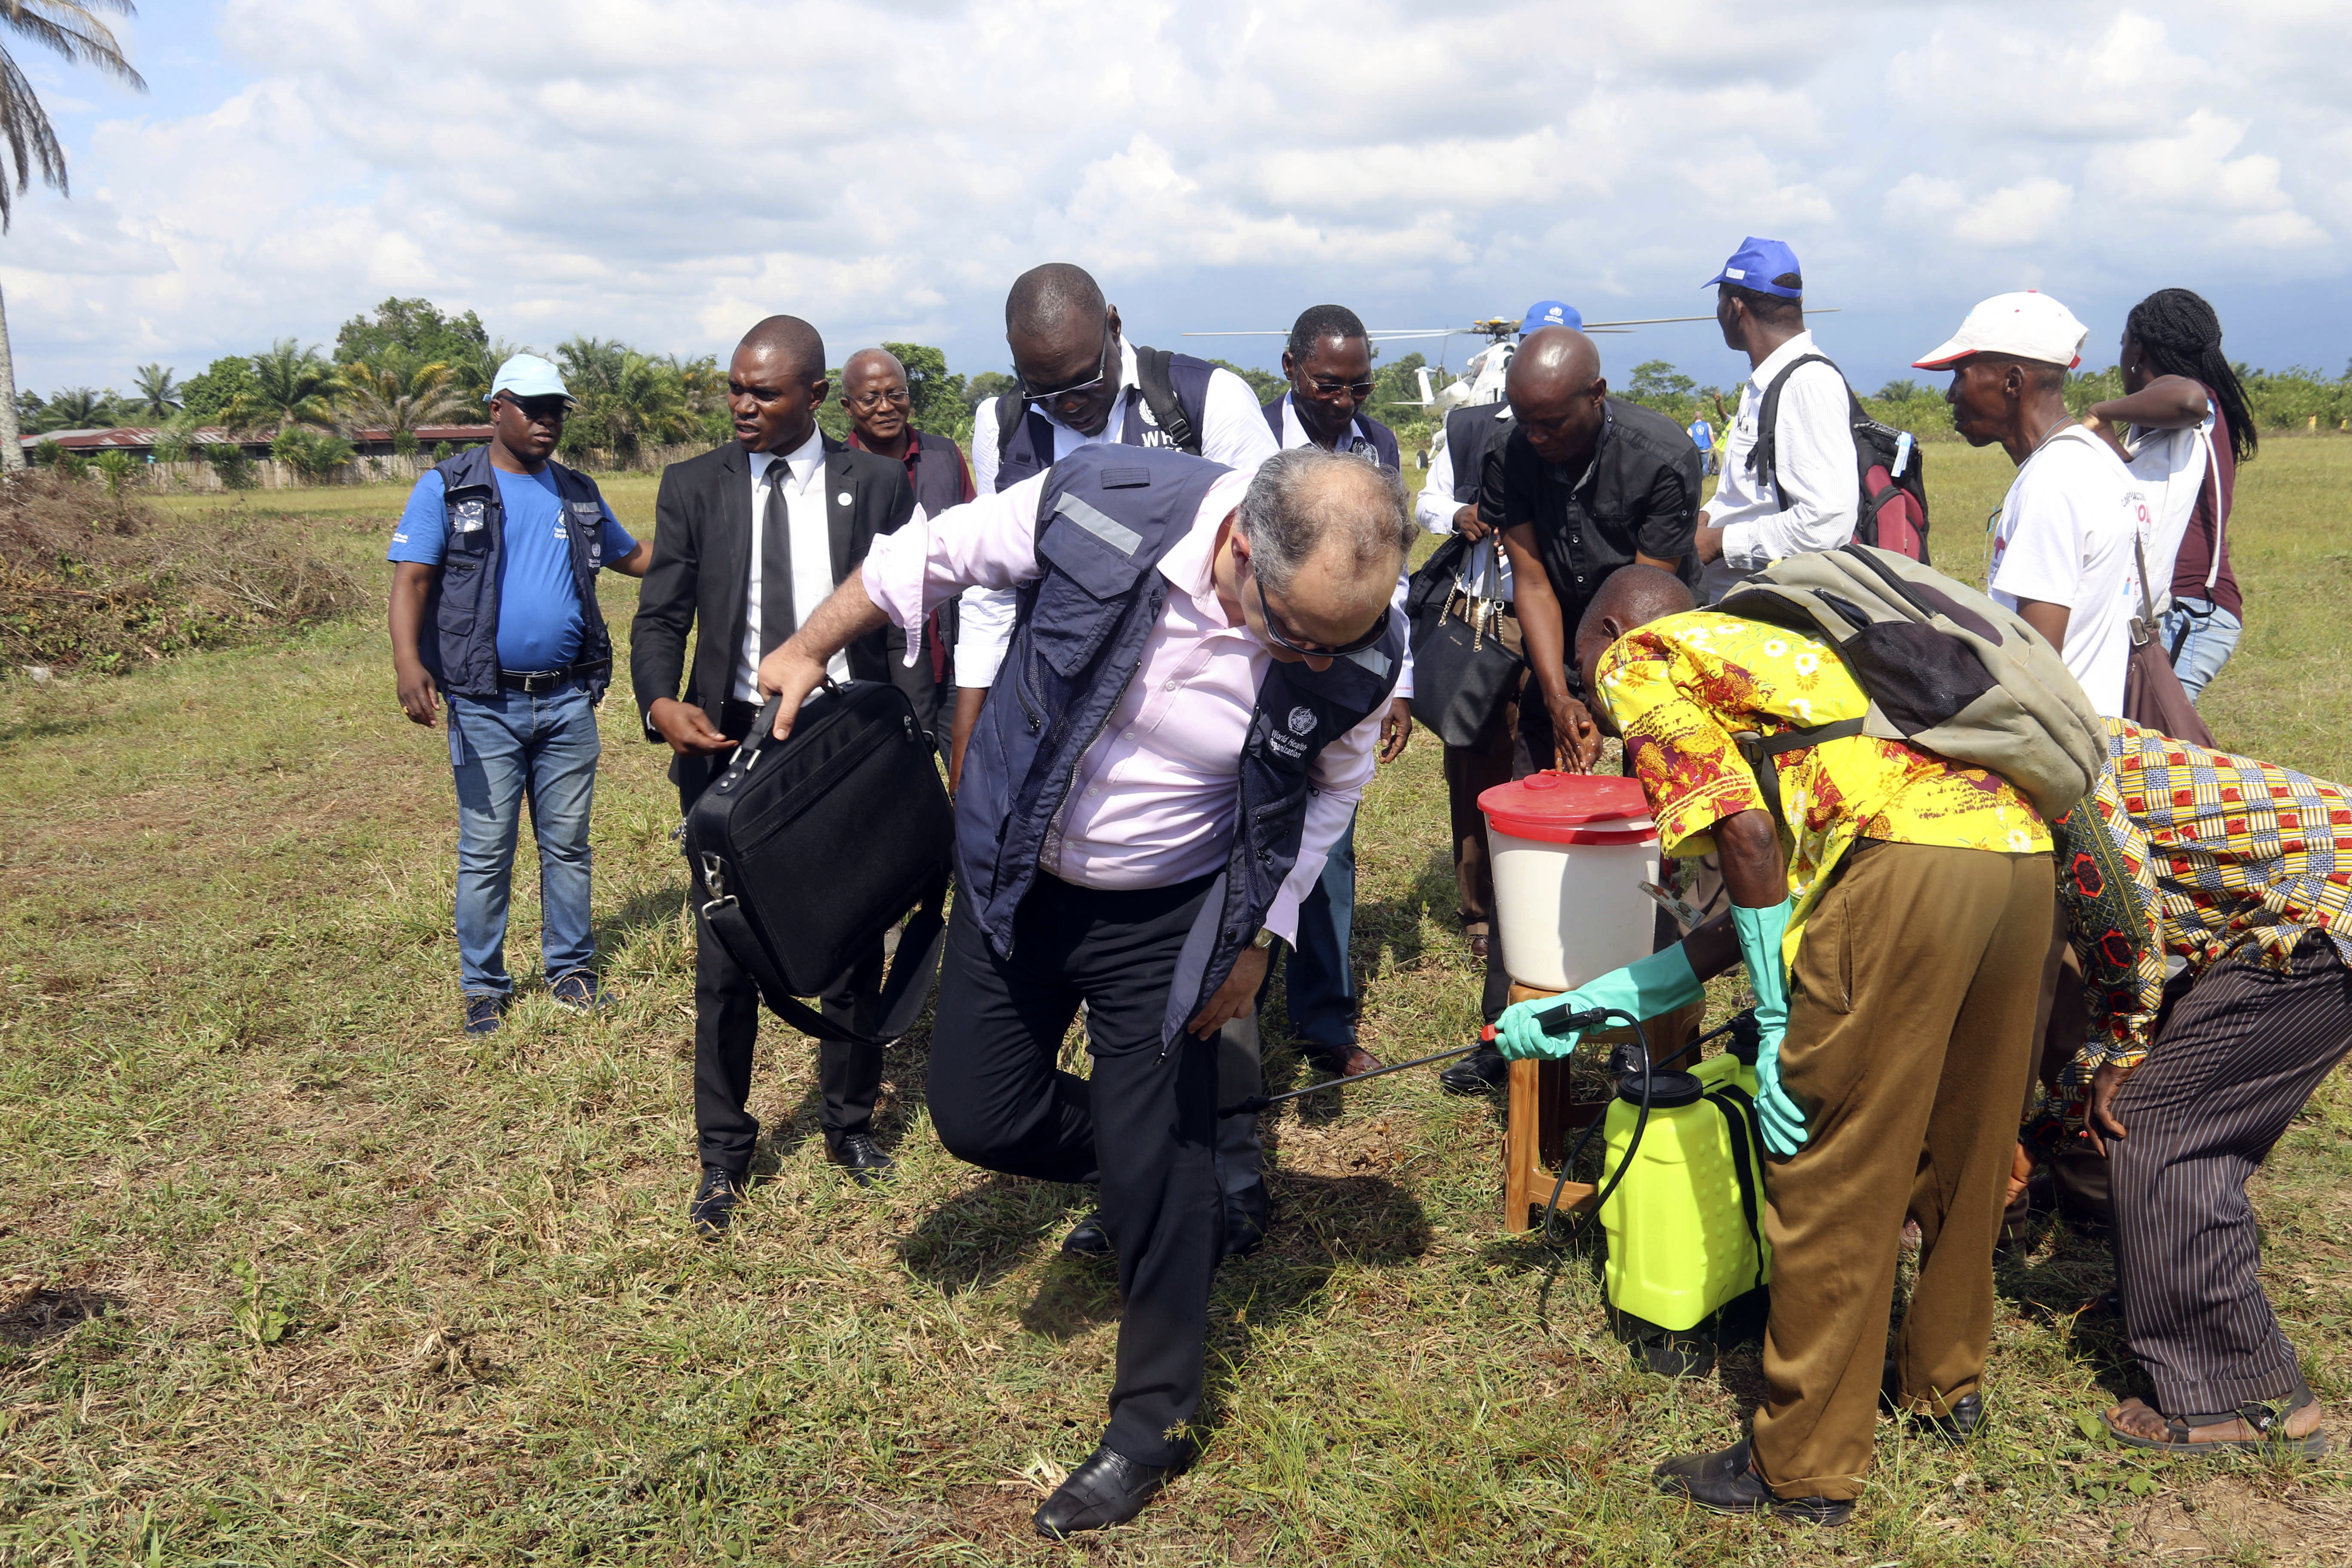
[2162, 598, 2243, 703]
[1281, 814, 1359, 1049]
[447, 684, 602, 995]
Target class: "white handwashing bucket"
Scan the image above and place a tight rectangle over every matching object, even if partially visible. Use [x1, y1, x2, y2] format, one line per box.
[1479, 772, 1662, 992]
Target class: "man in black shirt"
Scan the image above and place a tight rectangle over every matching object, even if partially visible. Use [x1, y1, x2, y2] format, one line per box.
[1443, 328, 1700, 1090]
[1487, 327, 1700, 769]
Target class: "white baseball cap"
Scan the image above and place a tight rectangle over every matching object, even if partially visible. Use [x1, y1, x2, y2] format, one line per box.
[1911, 291, 2087, 371]
[485, 352, 573, 403]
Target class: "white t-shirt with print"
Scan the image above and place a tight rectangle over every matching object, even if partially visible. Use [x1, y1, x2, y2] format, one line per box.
[1987, 424, 2152, 718]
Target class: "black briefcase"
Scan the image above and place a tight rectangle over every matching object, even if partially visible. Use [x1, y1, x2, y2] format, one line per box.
[685, 680, 955, 1046]
[1407, 535, 1523, 750]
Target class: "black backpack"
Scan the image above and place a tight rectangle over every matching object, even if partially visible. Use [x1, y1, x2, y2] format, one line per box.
[1753, 353, 1931, 564]
[995, 344, 1204, 464]
[686, 680, 955, 1045]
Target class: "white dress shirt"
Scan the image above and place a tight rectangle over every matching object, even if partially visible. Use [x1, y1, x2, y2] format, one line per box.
[737, 431, 849, 698]
[1699, 330, 1860, 603]
[1416, 403, 1515, 600]
[868, 469, 1385, 942]
[955, 341, 1282, 688]
[1987, 424, 2152, 717]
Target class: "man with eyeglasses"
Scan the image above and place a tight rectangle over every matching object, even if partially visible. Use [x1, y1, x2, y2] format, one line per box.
[630, 315, 926, 1231]
[842, 346, 975, 747]
[1256, 303, 1414, 1084]
[753, 443, 1413, 1536]
[387, 354, 650, 1037]
[949, 262, 1278, 791]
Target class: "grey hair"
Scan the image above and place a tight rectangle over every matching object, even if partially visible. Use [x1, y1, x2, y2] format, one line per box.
[1235, 447, 1415, 598]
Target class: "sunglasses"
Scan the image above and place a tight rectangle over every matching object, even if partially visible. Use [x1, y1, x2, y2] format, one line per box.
[501, 395, 570, 422]
[1251, 571, 1388, 658]
[1017, 325, 1116, 404]
[1306, 377, 1375, 399]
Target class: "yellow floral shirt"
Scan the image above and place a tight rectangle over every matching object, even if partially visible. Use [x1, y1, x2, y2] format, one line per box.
[1595, 611, 2053, 952]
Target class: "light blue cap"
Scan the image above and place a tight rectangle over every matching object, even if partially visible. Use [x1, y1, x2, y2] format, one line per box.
[485, 353, 571, 403]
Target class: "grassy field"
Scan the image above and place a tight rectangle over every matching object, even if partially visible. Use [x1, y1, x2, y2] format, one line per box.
[4, 442, 2351, 1565]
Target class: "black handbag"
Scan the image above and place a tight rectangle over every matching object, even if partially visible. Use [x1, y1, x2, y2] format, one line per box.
[685, 680, 955, 1046]
[1407, 535, 1523, 750]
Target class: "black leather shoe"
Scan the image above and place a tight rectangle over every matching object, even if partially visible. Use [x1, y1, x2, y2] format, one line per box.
[834, 1133, 896, 1187]
[1061, 1211, 1114, 1258]
[1914, 1391, 1985, 1441]
[1032, 1445, 1175, 1537]
[1654, 1439, 1851, 1526]
[1439, 1045, 1509, 1095]
[689, 1167, 741, 1237]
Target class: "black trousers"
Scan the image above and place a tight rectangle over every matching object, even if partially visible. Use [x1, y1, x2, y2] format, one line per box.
[2113, 931, 2352, 1416]
[683, 700, 886, 1173]
[927, 872, 1222, 1468]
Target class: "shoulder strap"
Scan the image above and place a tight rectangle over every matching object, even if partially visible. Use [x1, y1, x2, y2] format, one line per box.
[1732, 717, 1869, 833]
[993, 392, 1030, 463]
[1706, 1088, 1769, 1292]
[1748, 352, 1838, 507]
[1133, 346, 1201, 455]
[701, 878, 948, 1047]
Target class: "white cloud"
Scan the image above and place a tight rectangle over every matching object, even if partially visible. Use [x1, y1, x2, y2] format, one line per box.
[2, 0, 2347, 393]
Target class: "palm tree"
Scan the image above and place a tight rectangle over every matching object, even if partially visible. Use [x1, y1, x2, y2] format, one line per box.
[0, 3, 146, 471]
[33, 383, 103, 430]
[131, 361, 178, 416]
[340, 352, 467, 441]
[222, 339, 343, 436]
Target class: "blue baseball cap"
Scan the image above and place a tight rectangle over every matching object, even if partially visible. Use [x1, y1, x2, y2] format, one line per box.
[1702, 237, 1803, 298]
[1519, 300, 1583, 335]
[485, 353, 573, 403]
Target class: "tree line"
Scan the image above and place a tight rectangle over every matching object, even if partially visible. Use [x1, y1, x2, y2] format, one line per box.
[24, 297, 2352, 486]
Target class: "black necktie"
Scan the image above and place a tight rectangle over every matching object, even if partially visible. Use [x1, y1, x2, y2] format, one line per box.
[759, 458, 796, 655]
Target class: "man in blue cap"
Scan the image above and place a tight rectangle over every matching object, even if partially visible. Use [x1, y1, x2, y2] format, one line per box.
[388, 354, 649, 1035]
[1690, 237, 1857, 604]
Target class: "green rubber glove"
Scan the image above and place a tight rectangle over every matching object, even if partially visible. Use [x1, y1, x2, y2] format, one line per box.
[1492, 945, 1703, 1062]
[1733, 899, 1806, 1155]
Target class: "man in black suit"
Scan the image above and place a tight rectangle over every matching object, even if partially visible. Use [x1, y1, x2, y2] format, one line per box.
[631, 314, 922, 1231]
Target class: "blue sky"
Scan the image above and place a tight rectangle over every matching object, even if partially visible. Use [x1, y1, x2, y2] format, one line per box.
[10, 0, 2350, 404]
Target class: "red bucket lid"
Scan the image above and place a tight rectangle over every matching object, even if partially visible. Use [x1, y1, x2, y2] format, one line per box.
[1479, 772, 1657, 845]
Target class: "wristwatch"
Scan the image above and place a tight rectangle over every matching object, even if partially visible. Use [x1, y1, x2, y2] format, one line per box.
[1250, 926, 1277, 950]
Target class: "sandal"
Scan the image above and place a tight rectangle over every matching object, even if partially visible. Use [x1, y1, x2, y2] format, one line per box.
[2102, 1385, 2331, 1456]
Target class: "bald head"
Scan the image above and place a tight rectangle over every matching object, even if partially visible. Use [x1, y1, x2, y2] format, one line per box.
[737, 315, 826, 382]
[844, 346, 904, 383]
[1006, 263, 1106, 338]
[841, 347, 911, 449]
[1573, 564, 1697, 720]
[1506, 325, 1610, 469]
[1506, 325, 1602, 399]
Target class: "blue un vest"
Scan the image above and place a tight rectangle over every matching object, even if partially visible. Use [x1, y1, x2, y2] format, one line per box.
[959, 445, 1406, 1047]
[421, 445, 616, 702]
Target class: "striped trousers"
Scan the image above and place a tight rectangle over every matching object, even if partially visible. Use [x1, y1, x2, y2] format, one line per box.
[2113, 931, 2352, 1416]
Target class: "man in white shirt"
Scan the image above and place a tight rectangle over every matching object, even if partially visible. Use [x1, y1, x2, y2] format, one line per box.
[1691, 237, 1859, 603]
[1915, 291, 2149, 717]
[949, 264, 1280, 787]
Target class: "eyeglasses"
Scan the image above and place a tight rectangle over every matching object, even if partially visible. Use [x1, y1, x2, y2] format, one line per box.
[848, 388, 911, 412]
[501, 395, 570, 422]
[1017, 326, 1116, 405]
[1251, 571, 1389, 658]
[1306, 377, 1375, 399]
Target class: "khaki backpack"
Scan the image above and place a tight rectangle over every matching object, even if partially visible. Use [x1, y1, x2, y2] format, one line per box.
[1716, 544, 2110, 823]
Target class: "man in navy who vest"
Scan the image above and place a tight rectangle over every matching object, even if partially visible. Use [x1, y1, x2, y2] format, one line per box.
[1259, 303, 1414, 1083]
[629, 316, 925, 1231]
[947, 261, 1278, 790]
[841, 345, 975, 750]
[387, 354, 650, 1036]
[756, 444, 1414, 1536]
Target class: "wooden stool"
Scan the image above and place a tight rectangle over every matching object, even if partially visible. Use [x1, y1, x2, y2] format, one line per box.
[1502, 983, 1705, 1233]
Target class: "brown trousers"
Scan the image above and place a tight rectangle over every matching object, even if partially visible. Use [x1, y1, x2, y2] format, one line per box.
[1751, 841, 2057, 1500]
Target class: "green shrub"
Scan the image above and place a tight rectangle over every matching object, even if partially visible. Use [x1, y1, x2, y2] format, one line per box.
[391, 429, 419, 457]
[29, 439, 61, 467]
[204, 446, 256, 490]
[271, 428, 356, 481]
[91, 449, 136, 495]
[431, 440, 452, 462]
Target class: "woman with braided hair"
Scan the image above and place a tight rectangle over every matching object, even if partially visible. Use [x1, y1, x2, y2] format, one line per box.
[2085, 288, 2255, 701]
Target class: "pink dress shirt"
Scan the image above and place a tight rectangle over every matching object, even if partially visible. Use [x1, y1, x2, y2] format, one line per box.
[861, 468, 1384, 942]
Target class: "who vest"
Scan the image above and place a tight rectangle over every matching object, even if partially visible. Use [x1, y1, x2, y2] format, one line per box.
[989, 348, 1215, 492]
[959, 446, 1406, 1046]
[1259, 396, 1403, 474]
[422, 445, 615, 702]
